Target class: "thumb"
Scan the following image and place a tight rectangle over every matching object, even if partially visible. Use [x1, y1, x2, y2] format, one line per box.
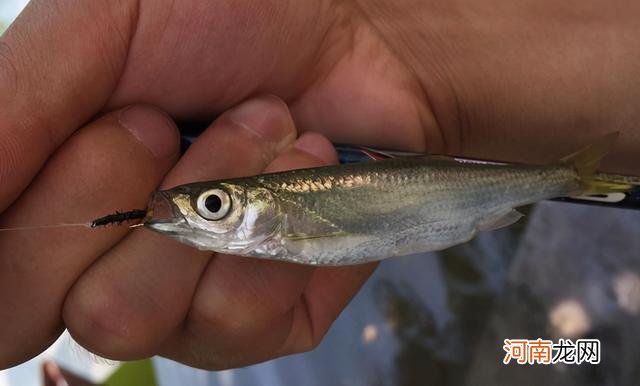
[0, 0, 137, 211]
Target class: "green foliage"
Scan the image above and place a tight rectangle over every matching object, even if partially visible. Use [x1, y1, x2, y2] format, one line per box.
[104, 359, 158, 386]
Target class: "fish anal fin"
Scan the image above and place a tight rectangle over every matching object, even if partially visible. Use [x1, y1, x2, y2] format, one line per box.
[477, 209, 524, 232]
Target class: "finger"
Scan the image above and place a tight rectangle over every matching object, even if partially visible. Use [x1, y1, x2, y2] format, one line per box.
[163, 132, 339, 369]
[277, 263, 378, 356]
[290, 46, 438, 152]
[0, 0, 137, 211]
[63, 95, 297, 360]
[0, 105, 179, 368]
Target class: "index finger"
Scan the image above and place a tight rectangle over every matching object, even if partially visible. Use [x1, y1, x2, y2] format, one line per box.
[0, 0, 136, 210]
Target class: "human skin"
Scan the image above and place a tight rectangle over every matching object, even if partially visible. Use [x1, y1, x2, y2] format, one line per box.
[0, 0, 639, 370]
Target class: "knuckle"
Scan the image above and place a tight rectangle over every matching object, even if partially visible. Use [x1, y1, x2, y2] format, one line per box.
[287, 326, 323, 355]
[63, 282, 142, 359]
[303, 331, 324, 352]
[184, 299, 294, 368]
[278, 301, 327, 356]
[189, 298, 255, 339]
[291, 334, 320, 354]
[189, 265, 285, 339]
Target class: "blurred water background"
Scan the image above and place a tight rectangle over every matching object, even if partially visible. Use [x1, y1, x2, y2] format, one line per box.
[2, 2, 640, 385]
[145, 201, 640, 386]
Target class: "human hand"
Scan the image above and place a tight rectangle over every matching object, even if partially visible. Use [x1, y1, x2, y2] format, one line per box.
[1, 0, 639, 369]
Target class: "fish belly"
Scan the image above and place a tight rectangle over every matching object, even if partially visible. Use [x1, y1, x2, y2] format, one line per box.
[276, 214, 484, 266]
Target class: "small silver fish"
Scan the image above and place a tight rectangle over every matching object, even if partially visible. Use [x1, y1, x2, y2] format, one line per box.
[145, 134, 633, 266]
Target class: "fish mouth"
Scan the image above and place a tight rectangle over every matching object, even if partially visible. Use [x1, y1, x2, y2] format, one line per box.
[143, 191, 227, 250]
[143, 191, 189, 232]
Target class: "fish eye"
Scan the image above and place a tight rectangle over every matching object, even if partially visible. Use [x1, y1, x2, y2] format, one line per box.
[196, 189, 231, 220]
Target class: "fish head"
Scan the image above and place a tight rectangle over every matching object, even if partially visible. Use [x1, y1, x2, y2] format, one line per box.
[144, 181, 284, 253]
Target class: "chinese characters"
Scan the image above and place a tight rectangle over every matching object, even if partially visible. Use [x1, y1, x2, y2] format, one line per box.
[503, 338, 600, 365]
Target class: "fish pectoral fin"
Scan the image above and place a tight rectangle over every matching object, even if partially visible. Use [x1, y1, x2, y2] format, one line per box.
[285, 231, 348, 241]
[477, 209, 524, 231]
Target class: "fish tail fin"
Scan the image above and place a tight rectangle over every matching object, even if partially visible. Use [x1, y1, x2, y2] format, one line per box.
[560, 132, 632, 195]
[580, 178, 633, 195]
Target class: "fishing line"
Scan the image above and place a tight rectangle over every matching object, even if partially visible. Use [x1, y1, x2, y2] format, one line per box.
[0, 209, 148, 232]
[0, 223, 92, 232]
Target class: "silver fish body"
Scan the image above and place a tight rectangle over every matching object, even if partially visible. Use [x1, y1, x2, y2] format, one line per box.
[145, 157, 584, 266]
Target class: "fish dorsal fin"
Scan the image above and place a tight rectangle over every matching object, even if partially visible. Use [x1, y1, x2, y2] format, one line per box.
[558, 133, 633, 195]
[477, 209, 524, 231]
[560, 132, 618, 177]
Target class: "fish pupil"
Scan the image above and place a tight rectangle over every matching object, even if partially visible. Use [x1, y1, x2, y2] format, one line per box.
[205, 194, 223, 213]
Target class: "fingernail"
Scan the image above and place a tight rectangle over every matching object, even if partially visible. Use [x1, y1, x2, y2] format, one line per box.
[294, 132, 338, 165]
[227, 95, 295, 149]
[119, 105, 179, 159]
